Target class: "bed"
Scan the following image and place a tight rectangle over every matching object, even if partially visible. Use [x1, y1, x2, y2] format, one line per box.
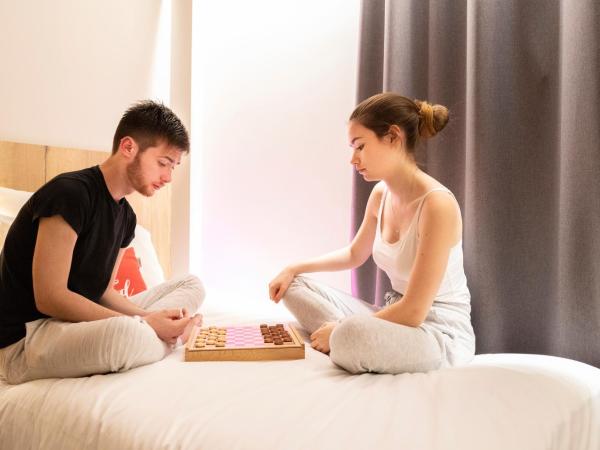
[1, 141, 599, 450]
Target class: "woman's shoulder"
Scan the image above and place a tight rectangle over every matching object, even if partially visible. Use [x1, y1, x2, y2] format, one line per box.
[418, 186, 462, 241]
[365, 181, 386, 217]
[369, 181, 387, 204]
[422, 180, 456, 202]
[371, 181, 387, 197]
[421, 189, 457, 211]
[420, 180, 458, 211]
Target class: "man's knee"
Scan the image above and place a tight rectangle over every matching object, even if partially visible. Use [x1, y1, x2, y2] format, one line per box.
[1, 340, 28, 384]
[102, 316, 166, 372]
[1, 318, 167, 383]
[173, 274, 206, 309]
[178, 274, 205, 296]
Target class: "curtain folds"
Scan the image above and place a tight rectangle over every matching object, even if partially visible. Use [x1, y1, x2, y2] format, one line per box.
[351, 0, 600, 366]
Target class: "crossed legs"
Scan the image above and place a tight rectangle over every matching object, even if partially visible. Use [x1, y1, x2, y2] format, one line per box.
[283, 276, 445, 374]
[0, 275, 204, 384]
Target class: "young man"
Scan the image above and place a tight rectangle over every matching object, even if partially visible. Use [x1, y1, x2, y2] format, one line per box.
[0, 101, 204, 384]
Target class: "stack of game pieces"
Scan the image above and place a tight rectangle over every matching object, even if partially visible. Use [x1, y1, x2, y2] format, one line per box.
[195, 326, 227, 348]
[259, 324, 293, 345]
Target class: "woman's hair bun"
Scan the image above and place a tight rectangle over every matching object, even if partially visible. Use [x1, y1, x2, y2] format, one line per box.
[414, 99, 449, 138]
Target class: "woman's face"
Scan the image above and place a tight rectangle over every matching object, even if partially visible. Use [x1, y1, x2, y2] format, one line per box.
[348, 120, 398, 182]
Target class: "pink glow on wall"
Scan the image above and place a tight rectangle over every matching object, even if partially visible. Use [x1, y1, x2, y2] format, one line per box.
[191, 0, 360, 306]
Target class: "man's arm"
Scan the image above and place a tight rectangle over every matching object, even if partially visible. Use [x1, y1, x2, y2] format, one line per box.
[98, 248, 151, 316]
[32, 215, 123, 321]
[33, 215, 191, 344]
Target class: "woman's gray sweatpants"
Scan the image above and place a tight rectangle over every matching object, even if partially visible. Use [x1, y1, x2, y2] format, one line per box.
[283, 275, 473, 375]
[0, 274, 205, 384]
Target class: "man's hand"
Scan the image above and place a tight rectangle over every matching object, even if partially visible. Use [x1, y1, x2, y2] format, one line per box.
[143, 309, 192, 345]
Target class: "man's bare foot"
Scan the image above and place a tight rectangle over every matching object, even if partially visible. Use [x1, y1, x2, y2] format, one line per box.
[180, 313, 203, 344]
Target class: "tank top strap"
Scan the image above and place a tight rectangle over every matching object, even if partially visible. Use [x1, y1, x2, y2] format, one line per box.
[415, 187, 454, 229]
[376, 186, 388, 233]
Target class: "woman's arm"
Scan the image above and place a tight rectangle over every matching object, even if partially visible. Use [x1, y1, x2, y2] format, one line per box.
[269, 182, 385, 301]
[374, 192, 461, 327]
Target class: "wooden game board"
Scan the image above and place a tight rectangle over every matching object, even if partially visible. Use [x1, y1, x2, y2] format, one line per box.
[184, 323, 305, 362]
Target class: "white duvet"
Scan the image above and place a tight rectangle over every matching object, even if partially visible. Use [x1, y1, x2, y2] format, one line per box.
[1, 302, 599, 450]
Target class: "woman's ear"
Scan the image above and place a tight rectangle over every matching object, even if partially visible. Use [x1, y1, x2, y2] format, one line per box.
[387, 125, 404, 148]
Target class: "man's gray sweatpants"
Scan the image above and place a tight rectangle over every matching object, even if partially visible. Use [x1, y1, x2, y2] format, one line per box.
[0, 275, 204, 384]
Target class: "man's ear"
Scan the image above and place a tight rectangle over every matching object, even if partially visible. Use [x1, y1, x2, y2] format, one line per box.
[118, 137, 138, 160]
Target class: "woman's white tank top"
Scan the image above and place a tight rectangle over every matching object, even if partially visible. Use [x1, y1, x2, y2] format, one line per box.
[372, 186, 471, 307]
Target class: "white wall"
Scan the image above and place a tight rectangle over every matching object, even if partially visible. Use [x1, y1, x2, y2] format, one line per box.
[0, 0, 162, 150]
[191, 0, 360, 306]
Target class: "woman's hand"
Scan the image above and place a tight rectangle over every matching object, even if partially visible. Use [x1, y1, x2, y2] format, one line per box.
[310, 321, 337, 354]
[268, 267, 296, 303]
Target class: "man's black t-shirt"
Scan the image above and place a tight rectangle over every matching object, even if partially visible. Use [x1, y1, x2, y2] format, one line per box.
[0, 166, 136, 348]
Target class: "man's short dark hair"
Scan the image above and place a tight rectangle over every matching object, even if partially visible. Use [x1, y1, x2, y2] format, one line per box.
[112, 100, 190, 154]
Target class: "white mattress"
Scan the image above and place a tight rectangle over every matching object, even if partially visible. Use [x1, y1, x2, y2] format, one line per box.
[1, 300, 599, 450]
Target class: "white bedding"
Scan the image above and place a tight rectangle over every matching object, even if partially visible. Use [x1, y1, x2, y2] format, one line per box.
[1, 300, 599, 450]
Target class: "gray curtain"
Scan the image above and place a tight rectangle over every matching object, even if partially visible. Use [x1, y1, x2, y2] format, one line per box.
[351, 0, 600, 367]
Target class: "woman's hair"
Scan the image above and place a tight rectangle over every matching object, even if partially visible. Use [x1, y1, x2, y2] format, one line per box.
[349, 93, 449, 152]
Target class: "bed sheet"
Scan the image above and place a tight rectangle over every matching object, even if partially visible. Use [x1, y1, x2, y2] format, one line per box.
[1, 300, 599, 450]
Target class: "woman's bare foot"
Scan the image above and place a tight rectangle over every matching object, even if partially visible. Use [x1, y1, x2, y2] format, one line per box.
[180, 313, 203, 344]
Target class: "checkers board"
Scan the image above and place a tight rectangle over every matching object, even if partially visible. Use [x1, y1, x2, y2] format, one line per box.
[184, 323, 305, 361]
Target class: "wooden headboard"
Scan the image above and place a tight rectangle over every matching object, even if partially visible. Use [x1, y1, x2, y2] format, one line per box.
[0, 141, 172, 277]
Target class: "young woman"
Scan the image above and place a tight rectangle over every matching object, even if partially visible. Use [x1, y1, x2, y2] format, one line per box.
[269, 93, 475, 374]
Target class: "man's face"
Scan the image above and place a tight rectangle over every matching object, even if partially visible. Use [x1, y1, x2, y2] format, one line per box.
[126, 141, 183, 197]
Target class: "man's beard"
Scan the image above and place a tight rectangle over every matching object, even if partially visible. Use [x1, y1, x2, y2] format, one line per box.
[126, 155, 153, 197]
